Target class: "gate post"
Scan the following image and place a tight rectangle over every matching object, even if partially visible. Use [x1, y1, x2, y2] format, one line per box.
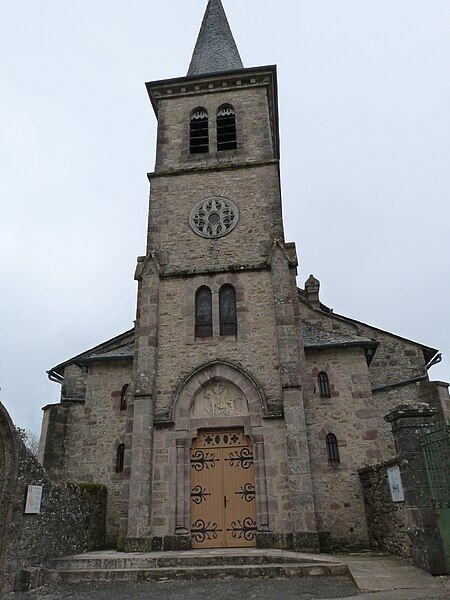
[385, 404, 446, 574]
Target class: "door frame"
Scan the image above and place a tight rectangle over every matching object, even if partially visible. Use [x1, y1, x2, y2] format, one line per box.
[190, 428, 258, 549]
[171, 363, 271, 539]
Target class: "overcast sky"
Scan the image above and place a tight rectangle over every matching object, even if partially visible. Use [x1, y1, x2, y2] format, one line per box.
[1, 0, 449, 435]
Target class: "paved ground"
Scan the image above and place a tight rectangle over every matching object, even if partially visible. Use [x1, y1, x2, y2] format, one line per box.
[4, 577, 359, 600]
[337, 552, 448, 593]
[4, 553, 449, 600]
[4, 577, 450, 600]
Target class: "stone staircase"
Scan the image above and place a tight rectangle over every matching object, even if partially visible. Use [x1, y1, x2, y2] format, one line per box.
[44, 549, 353, 584]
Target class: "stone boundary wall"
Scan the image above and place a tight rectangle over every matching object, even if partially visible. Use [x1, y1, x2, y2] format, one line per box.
[359, 460, 411, 560]
[1, 408, 106, 593]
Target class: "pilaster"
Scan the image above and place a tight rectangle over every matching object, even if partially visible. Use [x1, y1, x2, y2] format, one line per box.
[271, 243, 319, 550]
[123, 255, 160, 546]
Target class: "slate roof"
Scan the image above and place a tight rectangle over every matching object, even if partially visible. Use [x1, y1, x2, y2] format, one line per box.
[82, 343, 134, 363]
[188, 0, 243, 76]
[301, 322, 377, 350]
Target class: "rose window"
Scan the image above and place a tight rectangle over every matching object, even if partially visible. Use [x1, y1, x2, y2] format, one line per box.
[189, 197, 239, 239]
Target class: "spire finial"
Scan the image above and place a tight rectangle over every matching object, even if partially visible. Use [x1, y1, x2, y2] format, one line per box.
[188, 0, 243, 76]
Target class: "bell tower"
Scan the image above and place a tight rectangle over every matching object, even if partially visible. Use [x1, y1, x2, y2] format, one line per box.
[123, 0, 319, 552]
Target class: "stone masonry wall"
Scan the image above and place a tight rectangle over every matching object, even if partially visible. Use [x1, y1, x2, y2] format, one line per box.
[154, 270, 282, 420]
[148, 164, 283, 275]
[359, 460, 411, 559]
[154, 86, 275, 172]
[43, 361, 132, 546]
[305, 346, 381, 548]
[299, 299, 442, 462]
[3, 439, 106, 593]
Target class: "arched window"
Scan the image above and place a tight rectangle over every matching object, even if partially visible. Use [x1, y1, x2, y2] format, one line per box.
[190, 108, 209, 154]
[318, 371, 331, 398]
[219, 284, 237, 336]
[195, 286, 213, 338]
[326, 434, 340, 465]
[120, 384, 129, 411]
[217, 104, 237, 151]
[116, 443, 125, 473]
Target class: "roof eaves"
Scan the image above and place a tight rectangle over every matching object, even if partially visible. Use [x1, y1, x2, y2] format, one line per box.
[48, 327, 136, 378]
[298, 289, 438, 359]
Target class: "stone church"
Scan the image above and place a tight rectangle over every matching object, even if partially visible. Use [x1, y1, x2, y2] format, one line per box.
[39, 0, 449, 553]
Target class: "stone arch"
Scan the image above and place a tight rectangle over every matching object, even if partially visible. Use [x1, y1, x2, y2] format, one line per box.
[171, 360, 269, 427]
[0, 402, 18, 593]
[171, 361, 270, 539]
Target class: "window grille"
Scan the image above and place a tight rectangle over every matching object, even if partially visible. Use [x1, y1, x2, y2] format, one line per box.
[217, 105, 237, 151]
[120, 384, 128, 411]
[326, 434, 340, 465]
[219, 284, 237, 336]
[190, 108, 209, 154]
[116, 444, 125, 473]
[195, 286, 213, 338]
[318, 371, 331, 398]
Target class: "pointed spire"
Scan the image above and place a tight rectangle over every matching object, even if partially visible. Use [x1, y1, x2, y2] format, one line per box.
[188, 0, 243, 76]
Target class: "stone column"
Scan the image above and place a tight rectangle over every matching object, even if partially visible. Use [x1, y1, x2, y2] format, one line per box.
[271, 243, 319, 551]
[385, 404, 446, 575]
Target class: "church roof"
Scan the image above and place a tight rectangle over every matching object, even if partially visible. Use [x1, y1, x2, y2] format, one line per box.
[82, 343, 134, 363]
[48, 321, 379, 380]
[301, 322, 377, 351]
[187, 0, 243, 76]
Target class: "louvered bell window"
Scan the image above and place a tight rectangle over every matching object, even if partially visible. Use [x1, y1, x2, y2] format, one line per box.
[217, 105, 237, 151]
[190, 109, 209, 154]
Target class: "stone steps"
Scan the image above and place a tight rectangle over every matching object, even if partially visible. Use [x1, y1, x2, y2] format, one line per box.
[48, 562, 351, 584]
[51, 553, 306, 570]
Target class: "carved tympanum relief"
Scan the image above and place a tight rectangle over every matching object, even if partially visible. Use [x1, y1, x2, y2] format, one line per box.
[190, 380, 249, 419]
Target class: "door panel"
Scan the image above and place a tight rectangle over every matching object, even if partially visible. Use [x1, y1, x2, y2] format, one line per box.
[190, 429, 257, 549]
[190, 445, 224, 548]
[223, 445, 257, 547]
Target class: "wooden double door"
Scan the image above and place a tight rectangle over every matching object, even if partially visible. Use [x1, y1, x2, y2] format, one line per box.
[190, 429, 257, 548]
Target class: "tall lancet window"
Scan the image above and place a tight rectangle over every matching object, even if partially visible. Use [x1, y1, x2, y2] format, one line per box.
[318, 372, 331, 399]
[326, 434, 340, 466]
[195, 286, 213, 338]
[217, 104, 237, 151]
[219, 284, 237, 336]
[116, 444, 125, 473]
[190, 108, 209, 154]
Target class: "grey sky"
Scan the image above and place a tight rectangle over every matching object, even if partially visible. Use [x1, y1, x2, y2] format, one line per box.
[1, 0, 449, 435]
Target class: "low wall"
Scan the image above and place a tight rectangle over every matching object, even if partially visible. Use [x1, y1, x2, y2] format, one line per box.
[0, 402, 106, 593]
[359, 460, 411, 560]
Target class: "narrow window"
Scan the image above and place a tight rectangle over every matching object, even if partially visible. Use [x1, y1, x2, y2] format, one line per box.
[217, 105, 237, 151]
[190, 108, 209, 154]
[326, 434, 340, 465]
[116, 444, 125, 473]
[219, 284, 237, 336]
[318, 371, 331, 398]
[120, 384, 129, 411]
[195, 286, 213, 338]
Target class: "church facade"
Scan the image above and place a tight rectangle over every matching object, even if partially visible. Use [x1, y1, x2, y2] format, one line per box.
[39, 0, 449, 553]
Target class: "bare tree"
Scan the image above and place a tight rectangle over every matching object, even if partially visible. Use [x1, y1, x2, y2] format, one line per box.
[16, 427, 40, 458]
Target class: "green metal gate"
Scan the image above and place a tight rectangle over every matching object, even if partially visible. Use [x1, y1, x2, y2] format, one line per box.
[420, 421, 450, 572]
